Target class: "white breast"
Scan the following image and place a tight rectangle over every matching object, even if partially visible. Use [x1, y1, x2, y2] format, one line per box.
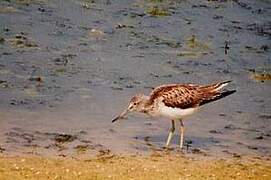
[157, 102, 198, 120]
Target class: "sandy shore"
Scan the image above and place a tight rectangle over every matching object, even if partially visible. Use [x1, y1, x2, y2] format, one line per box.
[0, 153, 270, 180]
[1, 0, 271, 160]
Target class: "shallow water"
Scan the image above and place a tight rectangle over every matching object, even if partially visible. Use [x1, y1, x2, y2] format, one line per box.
[0, 0, 271, 158]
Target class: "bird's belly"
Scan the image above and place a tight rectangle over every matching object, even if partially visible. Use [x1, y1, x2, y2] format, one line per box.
[158, 104, 197, 120]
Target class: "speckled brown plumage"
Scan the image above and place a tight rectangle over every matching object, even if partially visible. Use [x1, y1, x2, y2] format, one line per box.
[149, 81, 231, 109]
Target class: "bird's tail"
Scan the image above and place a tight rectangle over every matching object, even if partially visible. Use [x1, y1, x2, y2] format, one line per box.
[199, 90, 236, 106]
[213, 80, 232, 91]
[201, 80, 232, 92]
[199, 81, 235, 106]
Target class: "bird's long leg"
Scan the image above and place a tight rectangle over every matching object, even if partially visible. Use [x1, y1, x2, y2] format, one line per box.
[179, 119, 185, 149]
[165, 120, 175, 147]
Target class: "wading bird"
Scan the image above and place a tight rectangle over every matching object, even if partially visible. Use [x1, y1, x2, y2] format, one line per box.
[112, 81, 235, 149]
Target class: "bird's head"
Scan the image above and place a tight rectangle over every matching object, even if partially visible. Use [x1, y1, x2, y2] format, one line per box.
[112, 94, 148, 123]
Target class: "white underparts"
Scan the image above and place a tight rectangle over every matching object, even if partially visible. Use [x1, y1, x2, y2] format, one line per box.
[158, 102, 198, 120]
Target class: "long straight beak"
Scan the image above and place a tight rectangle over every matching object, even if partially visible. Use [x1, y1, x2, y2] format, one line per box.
[112, 109, 129, 123]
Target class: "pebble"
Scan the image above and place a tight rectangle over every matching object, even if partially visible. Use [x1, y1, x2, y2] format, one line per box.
[144, 167, 148, 171]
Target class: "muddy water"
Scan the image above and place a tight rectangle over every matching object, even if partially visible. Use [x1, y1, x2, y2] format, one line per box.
[0, 0, 270, 158]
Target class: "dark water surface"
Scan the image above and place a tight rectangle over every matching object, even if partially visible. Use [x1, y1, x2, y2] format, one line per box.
[0, 0, 270, 158]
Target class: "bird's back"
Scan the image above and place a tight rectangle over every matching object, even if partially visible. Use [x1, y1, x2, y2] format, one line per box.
[148, 81, 234, 109]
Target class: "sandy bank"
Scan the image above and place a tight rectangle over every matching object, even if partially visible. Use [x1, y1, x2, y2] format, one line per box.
[0, 153, 270, 180]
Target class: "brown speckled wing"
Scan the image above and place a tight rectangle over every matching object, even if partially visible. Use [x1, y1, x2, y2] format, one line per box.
[149, 84, 219, 109]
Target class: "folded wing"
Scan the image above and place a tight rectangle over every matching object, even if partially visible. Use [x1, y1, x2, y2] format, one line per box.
[149, 81, 232, 109]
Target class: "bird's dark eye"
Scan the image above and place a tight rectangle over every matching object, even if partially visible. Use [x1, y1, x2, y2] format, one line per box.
[133, 103, 137, 105]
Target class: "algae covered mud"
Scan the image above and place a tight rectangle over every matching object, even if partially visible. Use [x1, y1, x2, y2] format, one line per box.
[0, 0, 271, 163]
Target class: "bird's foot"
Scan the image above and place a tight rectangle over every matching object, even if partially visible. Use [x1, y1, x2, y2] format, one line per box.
[162, 146, 174, 151]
